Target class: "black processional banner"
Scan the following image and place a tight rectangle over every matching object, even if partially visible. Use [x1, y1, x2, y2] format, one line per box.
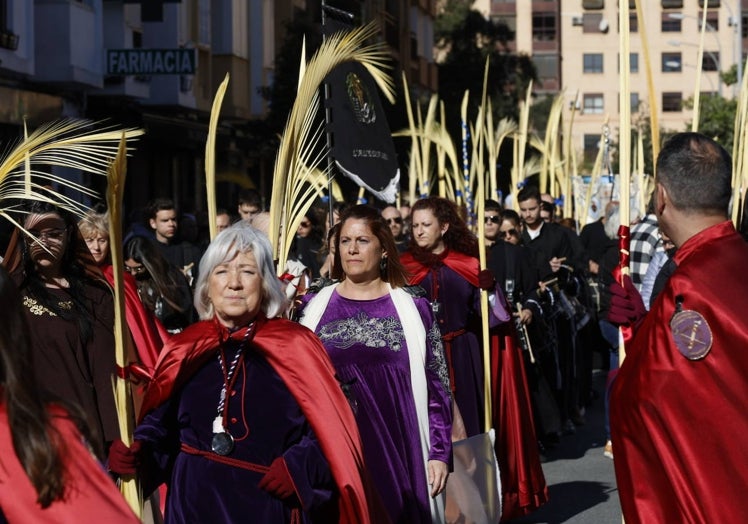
[323, 16, 400, 203]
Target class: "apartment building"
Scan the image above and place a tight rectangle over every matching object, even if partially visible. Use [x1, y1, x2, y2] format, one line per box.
[0, 0, 437, 212]
[485, 0, 745, 165]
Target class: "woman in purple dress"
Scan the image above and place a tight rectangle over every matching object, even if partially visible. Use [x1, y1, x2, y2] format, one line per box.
[300, 205, 452, 524]
[401, 197, 492, 438]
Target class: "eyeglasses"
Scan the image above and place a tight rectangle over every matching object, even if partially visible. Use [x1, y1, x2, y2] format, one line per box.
[501, 229, 518, 238]
[124, 264, 147, 275]
[385, 217, 403, 225]
[27, 228, 67, 244]
[485, 215, 500, 224]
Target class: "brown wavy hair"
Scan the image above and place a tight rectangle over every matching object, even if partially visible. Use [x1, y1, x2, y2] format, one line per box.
[409, 197, 479, 260]
[332, 205, 408, 288]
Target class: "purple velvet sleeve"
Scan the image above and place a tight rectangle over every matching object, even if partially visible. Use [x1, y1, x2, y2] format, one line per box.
[134, 401, 180, 497]
[414, 297, 453, 464]
[281, 432, 335, 511]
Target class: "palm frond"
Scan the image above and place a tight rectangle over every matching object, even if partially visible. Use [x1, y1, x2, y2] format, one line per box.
[104, 134, 142, 517]
[0, 119, 143, 239]
[268, 22, 395, 273]
[206, 74, 230, 241]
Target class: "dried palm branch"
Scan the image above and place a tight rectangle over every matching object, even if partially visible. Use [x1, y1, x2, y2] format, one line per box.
[539, 92, 565, 195]
[0, 119, 143, 239]
[268, 22, 395, 273]
[105, 134, 143, 517]
[510, 82, 533, 210]
[206, 73, 230, 242]
[634, 0, 660, 174]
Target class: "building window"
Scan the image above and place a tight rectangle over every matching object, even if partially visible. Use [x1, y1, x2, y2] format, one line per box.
[532, 12, 556, 41]
[582, 0, 604, 8]
[534, 54, 559, 81]
[583, 13, 603, 33]
[702, 51, 720, 71]
[618, 52, 639, 73]
[661, 0, 683, 7]
[698, 11, 719, 31]
[491, 14, 517, 41]
[661, 13, 682, 32]
[631, 92, 640, 112]
[662, 52, 682, 72]
[662, 92, 683, 112]
[629, 13, 638, 33]
[698, 0, 720, 7]
[583, 93, 604, 114]
[619, 92, 641, 112]
[583, 53, 604, 73]
[583, 134, 600, 163]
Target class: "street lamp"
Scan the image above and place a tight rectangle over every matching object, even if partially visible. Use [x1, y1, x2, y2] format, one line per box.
[669, 8, 741, 96]
[666, 60, 718, 93]
[667, 39, 723, 96]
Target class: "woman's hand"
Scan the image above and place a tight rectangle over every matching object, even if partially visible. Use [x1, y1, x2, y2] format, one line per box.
[427, 459, 449, 497]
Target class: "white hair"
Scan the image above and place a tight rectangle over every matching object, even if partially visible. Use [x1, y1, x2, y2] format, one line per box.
[193, 222, 287, 320]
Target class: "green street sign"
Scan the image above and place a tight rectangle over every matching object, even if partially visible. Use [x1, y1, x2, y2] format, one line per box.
[106, 49, 196, 75]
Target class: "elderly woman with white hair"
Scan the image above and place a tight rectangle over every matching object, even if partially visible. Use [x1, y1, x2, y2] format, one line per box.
[107, 222, 388, 524]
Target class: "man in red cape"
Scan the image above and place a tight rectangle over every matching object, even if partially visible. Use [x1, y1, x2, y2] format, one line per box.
[611, 133, 748, 522]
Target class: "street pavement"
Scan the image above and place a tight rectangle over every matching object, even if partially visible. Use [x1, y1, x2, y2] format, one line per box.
[509, 370, 622, 524]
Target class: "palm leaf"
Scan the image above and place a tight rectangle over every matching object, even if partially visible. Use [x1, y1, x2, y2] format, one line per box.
[268, 22, 395, 273]
[105, 134, 142, 517]
[206, 73, 230, 241]
[0, 119, 143, 239]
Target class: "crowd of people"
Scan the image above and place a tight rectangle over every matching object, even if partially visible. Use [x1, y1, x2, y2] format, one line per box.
[1, 132, 747, 522]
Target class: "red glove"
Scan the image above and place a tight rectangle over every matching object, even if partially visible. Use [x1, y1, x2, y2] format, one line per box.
[258, 457, 297, 500]
[607, 275, 647, 326]
[478, 269, 496, 291]
[108, 438, 142, 476]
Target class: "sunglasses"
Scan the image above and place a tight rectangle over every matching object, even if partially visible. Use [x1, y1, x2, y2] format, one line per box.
[124, 264, 147, 274]
[501, 229, 519, 238]
[386, 217, 403, 225]
[485, 215, 500, 224]
[299, 221, 311, 228]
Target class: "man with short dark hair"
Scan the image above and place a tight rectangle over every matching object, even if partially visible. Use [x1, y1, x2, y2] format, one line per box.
[146, 198, 202, 286]
[611, 132, 748, 522]
[483, 199, 502, 247]
[237, 189, 262, 223]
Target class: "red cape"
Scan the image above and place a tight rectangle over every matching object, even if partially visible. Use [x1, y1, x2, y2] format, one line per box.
[612, 221, 748, 522]
[491, 325, 549, 520]
[102, 266, 167, 375]
[140, 315, 390, 524]
[0, 401, 138, 523]
[401, 249, 480, 287]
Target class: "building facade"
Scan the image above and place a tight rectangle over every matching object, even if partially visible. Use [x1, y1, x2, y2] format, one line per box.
[0, 0, 437, 217]
[485, 0, 745, 166]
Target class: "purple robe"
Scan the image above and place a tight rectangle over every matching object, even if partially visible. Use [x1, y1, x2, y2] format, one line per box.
[419, 265, 486, 437]
[310, 291, 451, 524]
[134, 339, 335, 523]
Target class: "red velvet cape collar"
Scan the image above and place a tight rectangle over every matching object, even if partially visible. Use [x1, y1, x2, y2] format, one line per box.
[139, 315, 389, 524]
[401, 248, 479, 287]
